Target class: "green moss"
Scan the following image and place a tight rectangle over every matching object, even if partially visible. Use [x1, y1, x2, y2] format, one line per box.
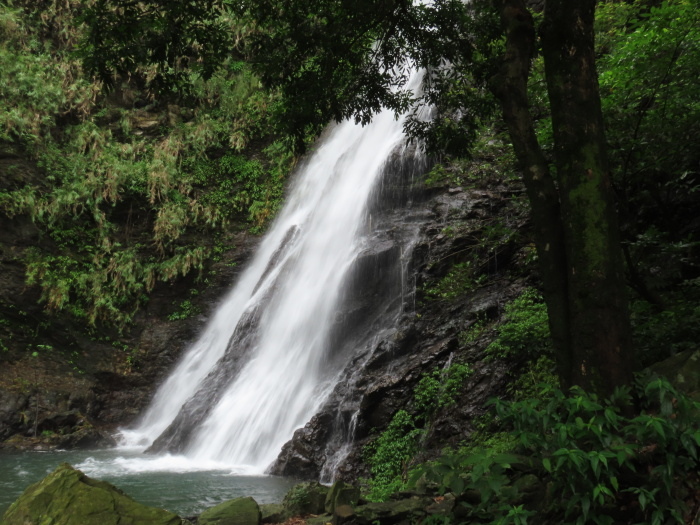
[566, 161, 609, 276]
[2, 463, 181, 525]
[199, 497, 261, 525]
[424, 260, 486, 301]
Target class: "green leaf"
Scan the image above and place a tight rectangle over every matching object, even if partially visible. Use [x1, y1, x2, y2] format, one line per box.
[542, 457, 552, 472]
[581, 495, 591, 520]
[639, 491, 648, 510]
[610, 476, 619, 492]
[449, 475, 465, 495]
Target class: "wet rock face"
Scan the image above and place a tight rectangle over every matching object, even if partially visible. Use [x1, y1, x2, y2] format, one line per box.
[0, 221, 258, 450]
[272, 413, 334, 479]
[270, 179, 529, 481]
[0, 390, 27, 441]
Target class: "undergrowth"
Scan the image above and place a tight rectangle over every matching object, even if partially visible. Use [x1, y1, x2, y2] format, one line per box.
[413, 377, 700, 525]
[364, 362, 473, 501]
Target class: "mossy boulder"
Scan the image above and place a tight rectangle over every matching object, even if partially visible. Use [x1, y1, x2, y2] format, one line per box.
[352, 496, 430, 524]
[199, 496, 261, 525]
[260, 502, 285, 523]
[1, 463, 182, 525]
[282, 481, 329, 516]
[324, 481, 360, 514]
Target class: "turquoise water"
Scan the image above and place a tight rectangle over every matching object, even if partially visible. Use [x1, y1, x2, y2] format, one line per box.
[0, 448, 296, 518]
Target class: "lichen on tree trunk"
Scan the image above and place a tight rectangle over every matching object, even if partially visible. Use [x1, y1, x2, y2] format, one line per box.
[492, 0, 635, 395]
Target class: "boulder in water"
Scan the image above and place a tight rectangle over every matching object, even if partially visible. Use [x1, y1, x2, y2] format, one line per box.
[199, 496, 261, 525]
[1, 463, 182, 525]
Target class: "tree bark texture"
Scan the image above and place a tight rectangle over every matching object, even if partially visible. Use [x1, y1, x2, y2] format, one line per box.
[491, 0, 635, 394]
[490, 0, 573, 386]
[541, 0, 634, 393]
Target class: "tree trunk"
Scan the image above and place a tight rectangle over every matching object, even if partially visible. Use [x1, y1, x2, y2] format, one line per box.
[490, 0, 572, 385]
[541, 0, 634, 394]
[491, 0, 635, 395]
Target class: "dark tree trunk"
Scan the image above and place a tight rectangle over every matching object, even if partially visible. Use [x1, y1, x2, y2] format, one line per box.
[490, 0, 572, 385]
[541, 0, 634, 394]
[491, 0, 635, 395]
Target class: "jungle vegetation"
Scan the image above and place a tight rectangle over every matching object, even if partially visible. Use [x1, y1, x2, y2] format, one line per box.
[1, 0, 700, 522]
[78, 0, 700, 396]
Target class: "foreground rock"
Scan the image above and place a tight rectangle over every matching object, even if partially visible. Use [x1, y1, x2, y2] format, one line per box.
[1, 463, 182, 525]
[199, 496, 261, 525]
[282, 481, 329, 516]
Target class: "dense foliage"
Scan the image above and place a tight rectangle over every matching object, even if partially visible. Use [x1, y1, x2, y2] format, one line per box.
[0, 1, 293, 329]
[2, 0, 700, 519]
[414, 378, 700, 525]
[597, 0, 700, 367]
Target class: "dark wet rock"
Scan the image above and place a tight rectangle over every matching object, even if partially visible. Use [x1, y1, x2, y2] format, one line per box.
[252, 225, 300, 295]
[0, 390, 29, 441]
[0, 407, 116, 451]
[270, 173, 528, 481]
[271, 413, 334, 479]
[350, 496, 432, 525]
[199, 497, 261, 525]
[1, 463, 182, 525]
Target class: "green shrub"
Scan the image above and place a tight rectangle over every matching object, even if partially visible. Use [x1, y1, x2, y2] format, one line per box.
[414, 377, 700, 524]
[364, 362, 474, 501]
[0, 3, 295, 329]
[414, 363, 473, 419]
[498, 377, 700, 524]
[424, 260, 486, 301]
[486, 288, 550, 360]
[364, 410, 422, 501]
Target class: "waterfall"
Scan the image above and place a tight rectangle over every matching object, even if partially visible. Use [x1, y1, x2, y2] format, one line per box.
[121, 69, 428, 475]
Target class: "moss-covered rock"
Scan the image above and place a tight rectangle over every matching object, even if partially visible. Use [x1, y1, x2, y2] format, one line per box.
[305, 514, 333, 525]
[1, 463, 182, 525]
[352, 496, 430, 524]
[259, 502, 285, 523]
[199, 496, 261, 525]
[282, 482, 329, 516]
[324, 481, 360, 514]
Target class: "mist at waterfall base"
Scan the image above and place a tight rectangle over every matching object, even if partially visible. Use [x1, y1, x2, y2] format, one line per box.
[1, 69, 428, 516]
[0, 449, 295, 516]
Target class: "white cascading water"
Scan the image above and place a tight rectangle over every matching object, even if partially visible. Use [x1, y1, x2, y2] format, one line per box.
[120, 69, 426, 474]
